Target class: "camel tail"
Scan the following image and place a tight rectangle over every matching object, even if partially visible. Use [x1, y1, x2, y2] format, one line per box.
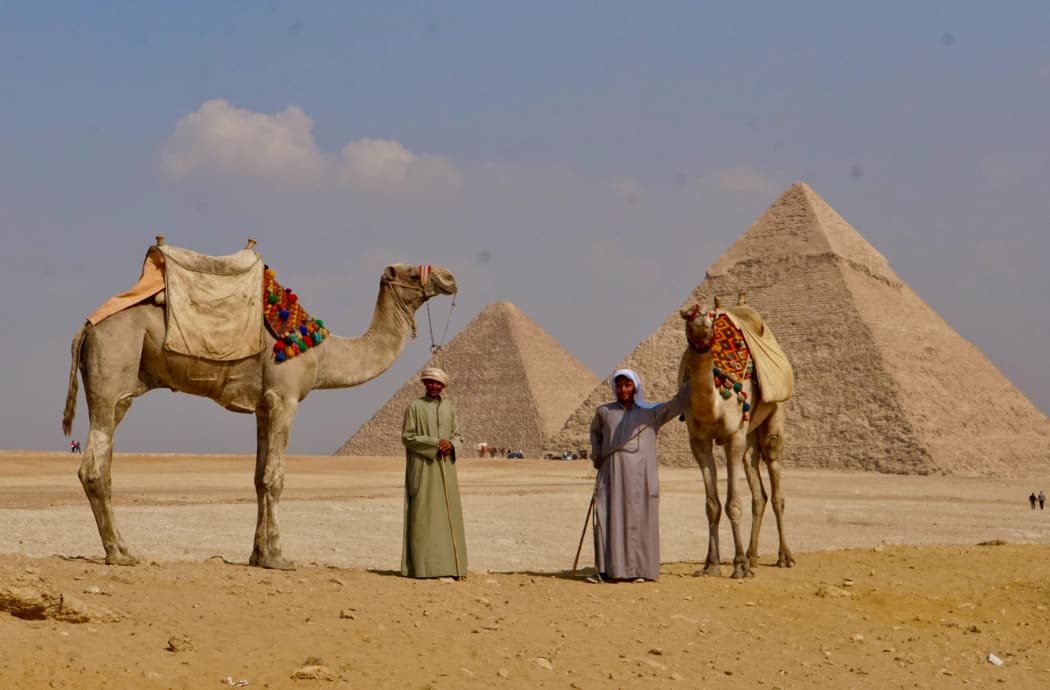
[62, 322, 90, 436]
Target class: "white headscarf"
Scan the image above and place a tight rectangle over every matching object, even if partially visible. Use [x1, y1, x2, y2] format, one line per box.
[420, 366, 449, 386]
[610, 368, 656, 409]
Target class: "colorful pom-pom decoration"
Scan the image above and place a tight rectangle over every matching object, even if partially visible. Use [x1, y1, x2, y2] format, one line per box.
[264, 268, 330, 362]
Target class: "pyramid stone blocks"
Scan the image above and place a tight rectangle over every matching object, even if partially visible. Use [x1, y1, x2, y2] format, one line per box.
[551, 183, 1050, 476]
[337, 301, 600, 458]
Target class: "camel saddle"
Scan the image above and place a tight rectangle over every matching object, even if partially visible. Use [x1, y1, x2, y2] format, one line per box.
[88, 241, 266, 361]
[721, 305, 794, 403]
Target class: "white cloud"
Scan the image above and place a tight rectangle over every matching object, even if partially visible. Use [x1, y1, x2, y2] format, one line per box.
[338, 138, 462, 195]
[339, 138, 413, 185]
[160, 100, 462, 198]
[159, 99, 327, 180]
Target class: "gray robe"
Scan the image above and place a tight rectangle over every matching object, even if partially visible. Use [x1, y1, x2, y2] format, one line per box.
[401, 394, 467, 578]
[589, 388, 688, 580]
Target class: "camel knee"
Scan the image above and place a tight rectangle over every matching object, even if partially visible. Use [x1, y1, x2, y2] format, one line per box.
[704, 497, 722, 522]
[763, 434, 783, 460]
[751, 494, 767, 513]
[78, 463, 110, 498]
[254, 468, 285, 496]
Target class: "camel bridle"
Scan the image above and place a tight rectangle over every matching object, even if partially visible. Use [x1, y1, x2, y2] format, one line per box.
[384, 265, 457, 352]
[684, 304, 715, 353]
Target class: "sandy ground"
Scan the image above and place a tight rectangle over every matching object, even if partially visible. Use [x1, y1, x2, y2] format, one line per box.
[1, 450, 1049, 689]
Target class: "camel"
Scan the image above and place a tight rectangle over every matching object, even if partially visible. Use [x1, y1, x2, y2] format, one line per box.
[62, 261, 457, 569]
[678, 294, 793, 578]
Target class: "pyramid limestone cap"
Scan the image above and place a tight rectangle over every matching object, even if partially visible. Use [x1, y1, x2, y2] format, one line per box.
[708, 182, 900, 285]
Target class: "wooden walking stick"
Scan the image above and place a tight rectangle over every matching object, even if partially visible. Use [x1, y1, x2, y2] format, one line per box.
[571, 488, 596, 578]
[437, 454, 462, 578]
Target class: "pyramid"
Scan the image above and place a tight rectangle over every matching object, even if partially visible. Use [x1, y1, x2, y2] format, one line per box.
[551, 182, 1050, 477]
[337, 301, 601, 458]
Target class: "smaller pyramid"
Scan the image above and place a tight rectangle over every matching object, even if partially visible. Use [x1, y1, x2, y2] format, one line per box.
[337, 301, 600, 458]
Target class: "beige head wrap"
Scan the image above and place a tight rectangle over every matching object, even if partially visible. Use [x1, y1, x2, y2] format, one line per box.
[420, 366, 449, 386]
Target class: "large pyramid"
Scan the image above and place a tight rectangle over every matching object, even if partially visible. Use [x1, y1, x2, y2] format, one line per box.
[551, 182, 1050, 477]
[337, 301, 600, 458]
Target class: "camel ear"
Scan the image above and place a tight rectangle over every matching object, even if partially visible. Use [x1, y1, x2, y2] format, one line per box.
[714, 296, 722, 309]
[383, 266, 397, 282]
[737, 291, 746, 305]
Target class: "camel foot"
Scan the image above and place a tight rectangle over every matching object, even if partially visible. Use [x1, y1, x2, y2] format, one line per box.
[730, 565, 754, 579]
[695, 563, 721, 577]
[249, 549, 296, 570]
[105, 551, 139, 566]
[776, 552, 796, 568]
[257, 556, 295, 571]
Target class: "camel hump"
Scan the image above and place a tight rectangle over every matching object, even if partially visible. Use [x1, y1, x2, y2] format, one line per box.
[722, 305, 765, 335]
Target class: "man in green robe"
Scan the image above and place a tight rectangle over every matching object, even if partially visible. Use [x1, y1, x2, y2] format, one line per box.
[401, 366, 468, 578]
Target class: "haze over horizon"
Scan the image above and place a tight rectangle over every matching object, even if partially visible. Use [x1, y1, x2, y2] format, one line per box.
[3, 3, 1048, 455]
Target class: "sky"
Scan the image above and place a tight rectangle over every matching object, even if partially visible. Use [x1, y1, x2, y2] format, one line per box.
[2, 2, 1048, 455]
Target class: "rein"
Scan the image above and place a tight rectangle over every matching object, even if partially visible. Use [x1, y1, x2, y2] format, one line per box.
[425, 295, 456, 355]
[419, 263, 456, 354]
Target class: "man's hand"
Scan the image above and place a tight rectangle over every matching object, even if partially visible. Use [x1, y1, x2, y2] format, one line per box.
[437, 439, 453, 456]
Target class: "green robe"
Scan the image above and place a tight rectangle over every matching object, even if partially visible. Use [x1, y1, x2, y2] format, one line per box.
[401, 394, 467, 578]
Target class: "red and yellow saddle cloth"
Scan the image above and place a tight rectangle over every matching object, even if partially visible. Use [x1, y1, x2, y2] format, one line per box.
[710, 312, 755, 417]
[262, 267, 330, 362]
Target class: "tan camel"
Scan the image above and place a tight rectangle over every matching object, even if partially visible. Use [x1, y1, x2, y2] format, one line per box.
[678, 295, 793, 578]
[62, 263, 456, 569]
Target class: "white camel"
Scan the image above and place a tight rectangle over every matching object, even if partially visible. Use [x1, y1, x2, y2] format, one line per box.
[62, 262, 456, 569]
[679, 296, 793, 578]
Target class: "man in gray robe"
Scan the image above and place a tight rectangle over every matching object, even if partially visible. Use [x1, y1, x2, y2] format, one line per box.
[590, 368, 688, 581]
[401, 366, 468, 578]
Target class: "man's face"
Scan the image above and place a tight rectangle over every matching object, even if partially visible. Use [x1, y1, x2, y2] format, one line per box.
[423, 379, 445, 398]
[614, 375, 636, 404]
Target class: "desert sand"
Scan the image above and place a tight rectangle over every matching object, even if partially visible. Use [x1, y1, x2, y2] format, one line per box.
[2, 450, 1049, 688]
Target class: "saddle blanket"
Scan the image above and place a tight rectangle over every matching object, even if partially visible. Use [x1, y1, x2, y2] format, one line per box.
[87, 243, 266, 361]
[722, 306, 794, 403]
[158, 244, 265, 360]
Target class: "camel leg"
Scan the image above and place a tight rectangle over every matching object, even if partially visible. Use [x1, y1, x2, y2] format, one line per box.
[249, 390, 296, 570]
[78, 393, 138, 565]
[762, 405, 794, 567]
[690, 437, 722, 577]
[724, 434, 753, 579]
[743, 433, 768, 568]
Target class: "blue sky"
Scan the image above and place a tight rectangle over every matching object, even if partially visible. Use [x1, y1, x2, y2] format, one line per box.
[2, 2, 1048, 454]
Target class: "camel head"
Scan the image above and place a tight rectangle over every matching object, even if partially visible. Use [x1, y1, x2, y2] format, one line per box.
[381, 264, 457, 311]
[680, 304, 716, 353]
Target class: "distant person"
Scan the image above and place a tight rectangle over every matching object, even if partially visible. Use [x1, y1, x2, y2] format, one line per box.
[70, 440, 76, 454]
[74, 440, 81, 454]
[589, 368, 689, 582]
[1040, 490, 1046, 510]
[400, 366, 467, 579]
[1030, 492, 1038, 510]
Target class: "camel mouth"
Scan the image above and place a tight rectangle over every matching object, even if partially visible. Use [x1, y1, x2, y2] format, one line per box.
[428, 268, 457, 296]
